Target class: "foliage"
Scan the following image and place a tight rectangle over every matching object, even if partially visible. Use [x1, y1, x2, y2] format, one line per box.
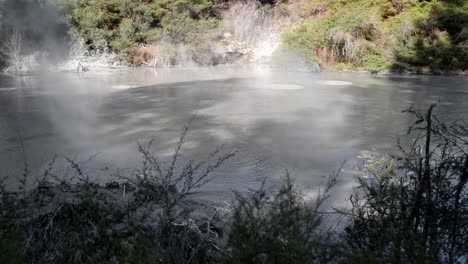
[284, 0, 467, 72]
[361, 53, 388, 72]
[342, 105, 468, 263]
[284, 2, 385, 68]
[69, 0, 224, 64]
[226, 172, 340, 263]
[391, 0, 468, 72]
[1, 107, 467, 263]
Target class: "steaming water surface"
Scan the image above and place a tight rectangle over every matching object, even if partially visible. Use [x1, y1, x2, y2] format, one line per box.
[1, 67, 467, 204]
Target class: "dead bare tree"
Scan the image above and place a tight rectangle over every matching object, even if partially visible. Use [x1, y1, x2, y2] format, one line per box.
[1, 28, 22, 74]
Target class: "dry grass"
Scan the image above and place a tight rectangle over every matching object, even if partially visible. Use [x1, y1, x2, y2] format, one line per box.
[328, 28, 361, 63]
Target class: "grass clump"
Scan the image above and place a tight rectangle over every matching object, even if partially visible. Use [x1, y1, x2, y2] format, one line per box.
[284, 6, 385, 69]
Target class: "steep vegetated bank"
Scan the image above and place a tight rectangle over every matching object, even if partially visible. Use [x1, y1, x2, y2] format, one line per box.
[0, 0, 466, 72]
[1, 106, 467, 263]
[68, 0, 290, 67]
[69, 0, 226, 66]
[67, 0, 468, 71]
[283, 0, 468, 73]
[0, 0, 289, 72]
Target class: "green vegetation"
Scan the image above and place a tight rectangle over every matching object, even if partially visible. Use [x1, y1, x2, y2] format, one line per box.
[70, 0, 213, 49]
[343, 105, 468, 262]
[284, 0, 468, 72]
[68, 0, 226, 64]
[1, 105, 467, 263]
[1, 0, 465, 71]
[226, 173, 339, 263]
[66, 0, 466, 71]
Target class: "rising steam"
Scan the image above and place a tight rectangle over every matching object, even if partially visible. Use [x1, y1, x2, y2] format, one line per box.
[0, 0, 69, 73]
[0, 0, 292, 72]
[223, 0, 289, 62]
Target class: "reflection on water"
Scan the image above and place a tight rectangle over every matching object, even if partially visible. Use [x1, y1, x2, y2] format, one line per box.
[1, 67, 467, 204]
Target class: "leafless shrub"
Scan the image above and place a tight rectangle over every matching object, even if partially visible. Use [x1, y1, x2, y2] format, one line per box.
[0, 124, 235, 263]
[1, 28, 22, 74]
[129, 124, 236, 223]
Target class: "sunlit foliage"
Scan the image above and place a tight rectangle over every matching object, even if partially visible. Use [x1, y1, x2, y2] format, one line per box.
[284, 0, 467, 72]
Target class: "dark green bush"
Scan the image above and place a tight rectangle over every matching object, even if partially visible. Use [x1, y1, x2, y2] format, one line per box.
[342, 105, 468, 263]
[226, 173, 339, 263]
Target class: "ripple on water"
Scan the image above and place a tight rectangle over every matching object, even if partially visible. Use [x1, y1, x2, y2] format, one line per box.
[202, 144, 281, 191]
[399, 90, 415, 94]
[0, 87, 16, 91]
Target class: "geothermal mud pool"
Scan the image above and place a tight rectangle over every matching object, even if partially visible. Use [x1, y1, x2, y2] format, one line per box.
[1, 67, 467, 206]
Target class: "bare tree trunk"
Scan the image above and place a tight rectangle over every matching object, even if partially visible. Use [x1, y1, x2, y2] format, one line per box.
[423, 104, 435, 255]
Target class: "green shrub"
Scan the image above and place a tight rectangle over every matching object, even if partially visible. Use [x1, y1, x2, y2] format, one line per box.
[390, 1, 468, 71]
[343, 105, 468, 263]
[361, 53, 388, 72]
[226, 173, 339, 263]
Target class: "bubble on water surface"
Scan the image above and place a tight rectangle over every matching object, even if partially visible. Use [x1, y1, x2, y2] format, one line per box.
[256, 84, 304, 90]
[112, 85, 136, 90]
[270, 84, 304, 90]
[318, 80, 353, 86]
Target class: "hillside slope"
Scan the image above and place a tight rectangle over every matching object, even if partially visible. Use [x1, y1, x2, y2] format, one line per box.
[283, 0, 468, 72]
[1, 0, 466, 72]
